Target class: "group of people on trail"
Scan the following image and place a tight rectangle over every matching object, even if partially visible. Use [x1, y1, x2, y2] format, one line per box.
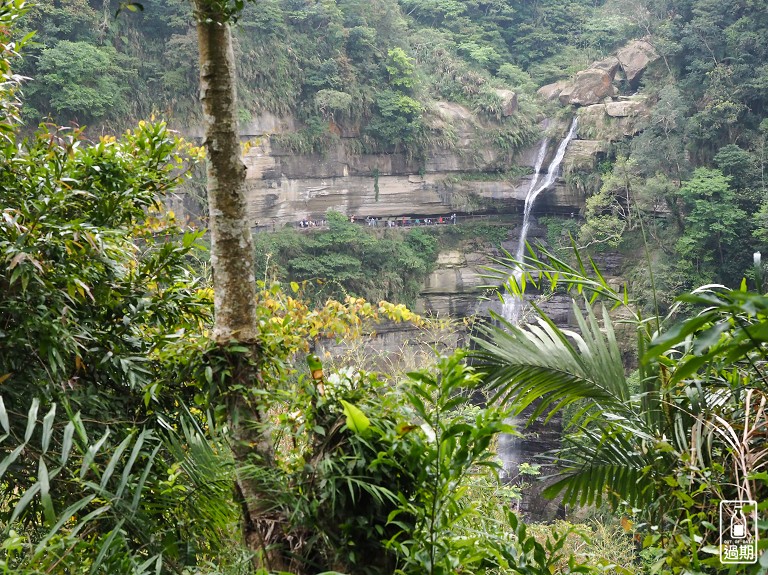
[297, 213, 458, 229]
[298, 219, 324, 228]
[369, 217, 399, 228]
[398, 213, 457, 226]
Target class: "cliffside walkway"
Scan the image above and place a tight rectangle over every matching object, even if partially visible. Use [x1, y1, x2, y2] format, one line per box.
[254, 211, 578, 233]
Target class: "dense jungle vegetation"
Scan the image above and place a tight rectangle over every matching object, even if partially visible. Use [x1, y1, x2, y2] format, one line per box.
[2, 0, 768, 574]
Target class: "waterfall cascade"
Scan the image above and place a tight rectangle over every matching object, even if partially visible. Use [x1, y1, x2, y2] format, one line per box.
[501, 117, 579, 323]
[496, 118, 579, 518]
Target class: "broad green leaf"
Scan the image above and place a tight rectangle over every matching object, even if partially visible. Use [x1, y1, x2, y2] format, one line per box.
[11, 482, 41, 523]
[131, 443, 161, 514]
[100, 433, 134, 490]
[340, 399, 370, 434]
[39, 457, 55, 524]
[116, 429, 150, 498]
[0, 443, 25, 479]
[80, 429, 110, 479]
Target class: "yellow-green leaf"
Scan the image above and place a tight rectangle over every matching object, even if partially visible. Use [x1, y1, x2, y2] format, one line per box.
[340, 399, 370, 434]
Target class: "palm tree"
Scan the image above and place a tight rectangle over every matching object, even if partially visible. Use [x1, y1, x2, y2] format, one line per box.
[473, 244, 768, 563]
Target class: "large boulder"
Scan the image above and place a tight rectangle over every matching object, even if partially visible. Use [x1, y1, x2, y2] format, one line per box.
[589, 56, 621, 76]
[616, 39, 659, 86]
[558, 69, 616, 106]
[494, 89, 519, 116]
[576, 97, 650, 141]
[537, 80, 569, 101]
[576, 105, 610, 139]
[563, 139, 610, 173]
[435, 100, 474, 122]
[605, 98, 647, 118]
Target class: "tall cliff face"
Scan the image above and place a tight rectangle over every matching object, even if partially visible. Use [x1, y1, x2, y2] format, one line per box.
[238, 114, 648, 233]
[184, 37, 660, 232]
[239, 107, 589, 228]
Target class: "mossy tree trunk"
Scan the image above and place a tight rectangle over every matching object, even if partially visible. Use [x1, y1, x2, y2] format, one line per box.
[191, 2, 291, 571]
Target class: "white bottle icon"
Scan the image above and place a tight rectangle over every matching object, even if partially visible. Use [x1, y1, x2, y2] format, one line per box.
[731, 505, 747, 539]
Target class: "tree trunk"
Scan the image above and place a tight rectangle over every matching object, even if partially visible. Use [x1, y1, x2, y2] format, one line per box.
[192, 3, 291, 571]
[193, 3, 257, 344]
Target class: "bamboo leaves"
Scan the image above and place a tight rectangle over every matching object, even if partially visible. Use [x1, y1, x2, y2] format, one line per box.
[0, 395, 172, 572]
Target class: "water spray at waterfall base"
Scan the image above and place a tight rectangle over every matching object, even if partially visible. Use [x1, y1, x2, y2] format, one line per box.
[502, 117, 578, 324]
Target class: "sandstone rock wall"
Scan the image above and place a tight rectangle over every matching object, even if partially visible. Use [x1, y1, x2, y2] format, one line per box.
[243, 128, 586, 226]
[174, 38, 664, 233]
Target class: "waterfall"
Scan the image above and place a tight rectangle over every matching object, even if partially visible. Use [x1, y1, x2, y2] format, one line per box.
[502, 117, 578, 323]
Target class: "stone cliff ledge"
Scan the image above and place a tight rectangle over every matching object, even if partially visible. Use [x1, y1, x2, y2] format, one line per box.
[242, 120, 591, 227]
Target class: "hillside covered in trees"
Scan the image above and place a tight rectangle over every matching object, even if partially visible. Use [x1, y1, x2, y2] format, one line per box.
[20, 0, 768, 148]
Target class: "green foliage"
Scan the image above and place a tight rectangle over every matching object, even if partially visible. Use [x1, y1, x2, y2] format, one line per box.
[314, 88, 354, 121]
[22, 0, 100, 43]
[0, 120, 207, 412]
[0, 2, 29, 142]
[590, 75, 766, 296]
[367, 89, 424, 149]
[528, 520, 638, 574]
[458, 41, 501, 71]
[13, 0, 556, 154]
[271, 116, 341, 155]
[496, 64, 537, 92]
[714, 143, 761, 191]
[631, 84, 689, 180]
[385, 47, 415, 89]
[385, 353, 515, 574]
[28, 40, 136, 123]
[0, 10, 244, 569]
[253, 211, 437, 306]
[432, 222, 508, 250]
[0, 400, 242, 574]
[675, 167, 750, 285]
[579, 156, 642, 250]
[0, 4, 603, 574]
[539, 216, 582, 255]
[236, 336, 589, 574]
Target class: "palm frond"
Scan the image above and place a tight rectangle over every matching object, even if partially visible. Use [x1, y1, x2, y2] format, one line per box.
[481, 240, 636, 315]
[545, 425, 660, 509]
[157, 408, 239, 547]
[473, 300, 630, 425]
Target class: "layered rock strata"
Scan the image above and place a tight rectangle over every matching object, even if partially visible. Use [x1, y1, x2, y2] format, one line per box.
[242, 116, 584, 228]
